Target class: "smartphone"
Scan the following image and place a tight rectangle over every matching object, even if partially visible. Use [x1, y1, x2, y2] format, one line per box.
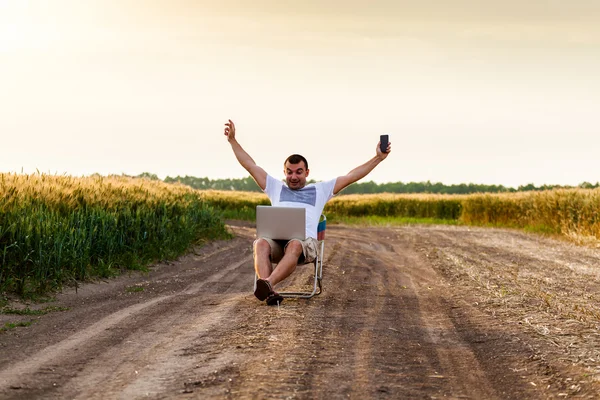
[380, 134, 389, 153]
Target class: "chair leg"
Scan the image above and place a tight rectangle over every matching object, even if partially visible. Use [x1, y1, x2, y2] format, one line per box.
[279, 257, 322, 299]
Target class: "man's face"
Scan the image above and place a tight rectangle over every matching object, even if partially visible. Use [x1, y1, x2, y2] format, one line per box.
[284, 161, 309, 190]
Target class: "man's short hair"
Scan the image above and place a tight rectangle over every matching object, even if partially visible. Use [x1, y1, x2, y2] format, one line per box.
[284, 154, 308, 170]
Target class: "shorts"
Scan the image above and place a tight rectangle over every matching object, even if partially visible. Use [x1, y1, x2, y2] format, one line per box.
[255, 237, 319, 265]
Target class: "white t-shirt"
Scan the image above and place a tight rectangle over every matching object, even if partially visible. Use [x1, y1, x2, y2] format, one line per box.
[264, 174, 337, 239]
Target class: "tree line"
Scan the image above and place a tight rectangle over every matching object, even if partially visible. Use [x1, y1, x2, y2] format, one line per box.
[135, 173, 600, 195]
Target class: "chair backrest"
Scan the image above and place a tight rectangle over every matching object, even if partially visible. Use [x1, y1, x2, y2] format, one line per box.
[317, 215, 327, 241]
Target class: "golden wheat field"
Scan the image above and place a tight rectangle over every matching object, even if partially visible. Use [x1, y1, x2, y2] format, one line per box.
[199, 188, 600, 246]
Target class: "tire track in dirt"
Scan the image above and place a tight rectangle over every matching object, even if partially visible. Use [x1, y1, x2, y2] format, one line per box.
[409, 224, 600, 396]
[68, 256, 252, 400]
[315, 227, 500, 399]
[0, 295, 170, 391]
[0, 242, 253, 399]
[174, 225, 536, 399]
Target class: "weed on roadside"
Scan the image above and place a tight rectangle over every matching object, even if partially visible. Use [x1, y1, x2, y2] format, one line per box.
[0, 320, 34, 333]
[1, 306, 69, 316]
[126, 286, 144, 293]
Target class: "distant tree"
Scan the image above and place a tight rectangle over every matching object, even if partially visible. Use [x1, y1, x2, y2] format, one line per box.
[578, 182, 596, 189]
[164, 175, 263, 192]
[518, 183, 537, 192]
[137, 172, 160, 180]
[153, 174, 595, 194]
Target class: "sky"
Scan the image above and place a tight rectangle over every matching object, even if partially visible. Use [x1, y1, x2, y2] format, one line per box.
[1, 0, 599, 188]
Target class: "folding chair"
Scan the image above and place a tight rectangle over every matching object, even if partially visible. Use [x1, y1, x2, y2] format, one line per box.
[253, 214, 326, 299]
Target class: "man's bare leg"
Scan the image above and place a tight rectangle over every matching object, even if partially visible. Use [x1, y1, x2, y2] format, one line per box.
[253, 239, 273, 279]
[267, 240, 303, 287]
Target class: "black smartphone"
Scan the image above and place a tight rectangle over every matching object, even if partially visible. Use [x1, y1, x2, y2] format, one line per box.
[380, 134, 389, 153]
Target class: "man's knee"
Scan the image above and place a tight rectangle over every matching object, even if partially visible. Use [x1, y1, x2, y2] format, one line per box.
[253, 238, 271, 255]
[284, 240, 303, 257]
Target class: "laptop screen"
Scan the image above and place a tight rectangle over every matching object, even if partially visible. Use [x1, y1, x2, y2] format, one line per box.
[256, 206, 306, 240]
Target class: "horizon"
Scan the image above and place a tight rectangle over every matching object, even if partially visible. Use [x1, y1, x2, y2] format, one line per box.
[1, 1, 599, 188]
[135, 172, 600, 189]
[7, 168, 600, 190]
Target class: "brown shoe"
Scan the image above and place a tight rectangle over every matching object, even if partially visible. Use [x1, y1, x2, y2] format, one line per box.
[254, 279, 273, 301]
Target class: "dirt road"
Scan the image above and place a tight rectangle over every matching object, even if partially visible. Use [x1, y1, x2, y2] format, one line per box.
[1, 222, 600, 399]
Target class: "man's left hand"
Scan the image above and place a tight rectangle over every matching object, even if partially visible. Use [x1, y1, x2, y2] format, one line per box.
[376, 140, 392, 160]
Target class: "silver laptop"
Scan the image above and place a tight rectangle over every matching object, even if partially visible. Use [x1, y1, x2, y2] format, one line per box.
[256, 206, 306, 240]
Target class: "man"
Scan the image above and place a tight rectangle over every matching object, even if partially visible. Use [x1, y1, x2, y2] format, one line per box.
[224, 119, 391, 305]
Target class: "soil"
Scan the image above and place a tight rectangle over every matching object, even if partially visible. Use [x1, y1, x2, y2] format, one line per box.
[1, 221, 600, 399]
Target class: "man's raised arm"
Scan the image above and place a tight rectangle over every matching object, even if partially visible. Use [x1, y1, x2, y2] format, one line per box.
[333, 139, 392, 195]
[224, 119, 267, 190]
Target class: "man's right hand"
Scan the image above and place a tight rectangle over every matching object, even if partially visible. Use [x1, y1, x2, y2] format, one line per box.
[222, 119, 267, 190]
[224, 119, 236, 142]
